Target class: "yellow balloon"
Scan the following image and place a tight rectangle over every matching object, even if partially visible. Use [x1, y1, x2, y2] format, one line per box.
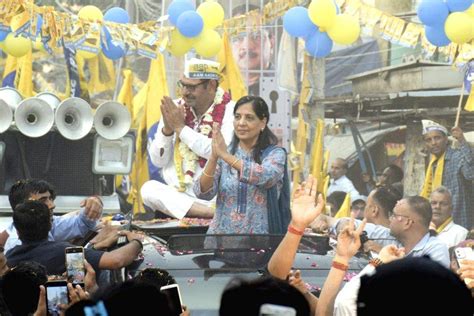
[168, 29, 194, 56]
[3, 33, 31, 57]
[327, 14, 360, 45]
[197, 1, 225, 29]
[78, 5, 104, 22]
[465, 4, 474, 17]
[445, 12, 473, 44]
[194, 29, 222, 58]
[308, 0, 337, 30]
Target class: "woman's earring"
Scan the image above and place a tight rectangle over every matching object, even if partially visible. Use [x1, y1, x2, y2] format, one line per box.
[261, 128, 264, 132]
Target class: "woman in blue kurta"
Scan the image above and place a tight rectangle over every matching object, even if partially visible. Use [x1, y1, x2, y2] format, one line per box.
[194, 96, 290, 234]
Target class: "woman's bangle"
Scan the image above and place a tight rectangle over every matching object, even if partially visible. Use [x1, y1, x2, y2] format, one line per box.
[131, 239, 144, 251]
[230, 158, 241, 168]
[288, 224, 304, 236]
[202, 170, 214, 178]
[332, 261, 349, 271]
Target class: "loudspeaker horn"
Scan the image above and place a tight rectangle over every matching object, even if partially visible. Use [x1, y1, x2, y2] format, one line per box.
[0, 100, 13, 133]
[94, 101, 131, 140]
[55, 97, 93, 140]
[14, 97, 54, 138]
[0, 87, 23, 112]
[36, 92, 61, 110]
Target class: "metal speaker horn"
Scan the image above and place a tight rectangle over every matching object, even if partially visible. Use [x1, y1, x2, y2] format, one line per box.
[36, 92, 61, 111]
[0, 100, 13, 133]
[55, 97, 93, 140]
[94, 101, 131, 140]
[14, 97, 54, 138]
[0, 87, 23, 112]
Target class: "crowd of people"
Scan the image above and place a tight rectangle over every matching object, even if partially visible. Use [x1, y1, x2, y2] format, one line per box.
[0, 57, 472, 315]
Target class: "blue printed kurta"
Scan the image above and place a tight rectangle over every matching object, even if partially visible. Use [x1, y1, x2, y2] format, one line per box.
[194, 146, 286, 234]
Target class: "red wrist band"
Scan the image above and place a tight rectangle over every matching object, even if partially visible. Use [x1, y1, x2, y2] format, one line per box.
[288, 225, 304, 236]
[332, 261, 349, 271]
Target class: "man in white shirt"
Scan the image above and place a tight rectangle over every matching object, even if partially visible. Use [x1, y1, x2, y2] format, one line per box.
[430, 186, 468, 248]
[327, 158, 359, 202]
[140, 59, 235, 219]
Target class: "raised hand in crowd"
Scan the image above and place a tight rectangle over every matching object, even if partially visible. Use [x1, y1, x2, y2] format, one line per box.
[33, 286, 46, 316]
[378, 245, 405, 264]
[288, 269, 318, 316]
[80, 196, 103, 221]
[268, 176, 324, 280]
[84, 260, 98, 295]
[316, 217, 365, 316]
[451, 126, 466, 142]
[458, 259, 474, 290]
[291, 176, 325, 231]
[334, 218, 367, 265]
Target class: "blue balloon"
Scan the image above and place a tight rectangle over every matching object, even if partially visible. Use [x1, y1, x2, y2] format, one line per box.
[168, 0, 195, 26]
[101, 27, 125, 60]
[446, 0, 472, 12]
[283, 7, 314, 38]
[177, 11, 203, 38]
[425, 25, 451, 47]
[104, 7, 130, 24]
[417, 0, 449, 26]
[305, 27, 333, 58]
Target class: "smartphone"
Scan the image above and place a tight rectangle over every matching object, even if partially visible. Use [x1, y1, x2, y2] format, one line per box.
[117, 212, 133, 246]
[65, 246, 85, 285]
[455, 246, 474, 284]
[259, 303, 296, 316]
[160, 284, 183, 316]
[45, 281, 69, 316]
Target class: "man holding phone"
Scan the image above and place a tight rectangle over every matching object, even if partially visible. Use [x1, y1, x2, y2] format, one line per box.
[6, 201, 143, 279]
[0, 179, 103, 252]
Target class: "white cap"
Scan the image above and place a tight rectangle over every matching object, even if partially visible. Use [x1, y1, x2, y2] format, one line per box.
[422, 120, 448, 135]
[184, 58, 221, 80]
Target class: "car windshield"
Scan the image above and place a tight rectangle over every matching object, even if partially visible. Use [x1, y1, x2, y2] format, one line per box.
[127, 228, 370, 316]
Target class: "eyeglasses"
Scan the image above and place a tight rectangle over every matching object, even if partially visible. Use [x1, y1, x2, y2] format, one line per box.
[389, 212, 412, 222]
[177, 80, 208, 92]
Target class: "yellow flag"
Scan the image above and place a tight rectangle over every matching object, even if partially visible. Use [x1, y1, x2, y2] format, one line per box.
[311, 119, 325, 183]
[334, 193, 351, 219]
[2, 55, 17, 86]
[116, 69, 135, 190]
[15, 51, 34, 97]
[322, 175, 330, 215]
[465, 90, 474, 112]
[127, 54, 169, 214]
[291, 55, 311, 197]
[117, 69, 134, 124]
[87, 53, 116, 94]
[217, 31, 247, 100]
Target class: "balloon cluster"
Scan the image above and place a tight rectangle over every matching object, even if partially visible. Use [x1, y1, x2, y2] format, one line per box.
[283, 0, 360, 58]
[417, 0, 474, 46]
[167, 0, 224, 57]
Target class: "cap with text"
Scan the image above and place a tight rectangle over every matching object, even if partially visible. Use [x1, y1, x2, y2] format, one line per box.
[422, 120, 448, 136]
[184, 58, 221, 80]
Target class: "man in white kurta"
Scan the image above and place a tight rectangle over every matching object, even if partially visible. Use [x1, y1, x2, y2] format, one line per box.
[141, 59, 235, 219]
